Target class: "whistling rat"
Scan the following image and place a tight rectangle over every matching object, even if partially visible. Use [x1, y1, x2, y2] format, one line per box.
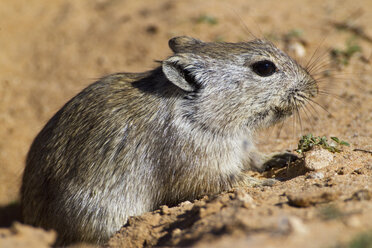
[21, 36, 317, 245]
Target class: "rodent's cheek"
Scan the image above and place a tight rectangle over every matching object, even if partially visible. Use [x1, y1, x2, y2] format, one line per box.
[249, 75, 278, 86]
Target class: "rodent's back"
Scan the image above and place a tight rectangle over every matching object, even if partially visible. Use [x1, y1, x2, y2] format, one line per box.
[21, 67, 244, 244]
[22, 70, 170, 243]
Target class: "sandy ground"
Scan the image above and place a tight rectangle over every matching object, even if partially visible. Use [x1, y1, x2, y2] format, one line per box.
[0, 0, 371, 247]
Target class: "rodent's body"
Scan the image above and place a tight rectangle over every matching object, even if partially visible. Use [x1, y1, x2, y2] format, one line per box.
[21, 37, 317, 245]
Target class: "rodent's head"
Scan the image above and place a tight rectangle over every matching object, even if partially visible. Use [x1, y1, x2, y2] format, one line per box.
[162, 36, 318, 134]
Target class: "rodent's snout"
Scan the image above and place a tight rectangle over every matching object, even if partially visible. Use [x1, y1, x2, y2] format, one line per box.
[269, 69, 318, 124]
[283, 72, 318, 114]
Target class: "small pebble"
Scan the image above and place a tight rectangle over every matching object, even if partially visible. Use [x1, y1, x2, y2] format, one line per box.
[306, 172, 325, 179]
[160, 205, 170, 215]
[287, 191, 339, 207]
[344, 216, 361, 227]
[304, 147, 334, 170]
[179, 201, 192, 207]
[278, 216, 308, 234]
[172, 228, 182, 237]
[288, 42, 306, 58]
[234, 189, 256, 208]
[349, 189, 372, 201]
[261, 179, 277, 187]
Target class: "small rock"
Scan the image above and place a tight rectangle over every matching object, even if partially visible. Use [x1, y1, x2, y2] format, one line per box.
[304, 147, 334, 170]
[171, 228, 182, 238]
[306, 172, 325, 179]
[199, 201, 223, 218]
[348, 189, 372, 201]
[287, 191, 339, 207]
[344, 216, 362, 227]
[215, 193, 231, 204]
[352, 168, 363, 175]
[160, 205, 170, 215]
[288, 42, 306, 58]
[261, 179, 277, 187]
[234, 189, 256, 208]
[336, 167, 346, 175]
[234, 189, 253, 202]
[178, 201, 193, 208]
[278, 216, 308, 234]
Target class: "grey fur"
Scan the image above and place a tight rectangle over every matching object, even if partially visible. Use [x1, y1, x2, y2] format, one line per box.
[21, 36, 317, 245]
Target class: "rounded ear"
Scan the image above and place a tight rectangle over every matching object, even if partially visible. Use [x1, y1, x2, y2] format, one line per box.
[168, 36, 203, 53]
[162, 55, 197, 92]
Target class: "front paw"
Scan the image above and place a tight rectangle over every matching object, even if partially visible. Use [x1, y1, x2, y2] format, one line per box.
[244, 149, 298, 172]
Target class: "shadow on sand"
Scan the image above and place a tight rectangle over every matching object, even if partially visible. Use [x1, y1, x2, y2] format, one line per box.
[0, 201, 22, 227]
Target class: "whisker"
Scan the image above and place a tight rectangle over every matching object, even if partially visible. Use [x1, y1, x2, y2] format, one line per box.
[313, 77, 350, 84]
[299, 101, 315, 126]
[303, 98, 321, 117]
[318, 90, 359, 110]
[306, 47, 330, 73]
[317, 90, 345, 100]
[290, 100, 297, 140]
[305, 37, 328, 72]
[307, 57, 331, 74]
[308, 60, 334, 74]
[303, 96, 333, 117]
[227, 6, 258, 40]
[312, 70, 356, 78]
[294, 98, 303, 134]
[276, 119, 285, 138]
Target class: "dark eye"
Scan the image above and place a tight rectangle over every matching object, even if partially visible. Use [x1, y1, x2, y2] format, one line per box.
[251, 60, 277, 77]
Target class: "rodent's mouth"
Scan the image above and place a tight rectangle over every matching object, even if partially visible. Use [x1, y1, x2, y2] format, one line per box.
[247, 106, 294, 129]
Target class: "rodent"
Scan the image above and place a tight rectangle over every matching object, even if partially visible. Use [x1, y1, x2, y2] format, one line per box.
[21, 36, 318, 245]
